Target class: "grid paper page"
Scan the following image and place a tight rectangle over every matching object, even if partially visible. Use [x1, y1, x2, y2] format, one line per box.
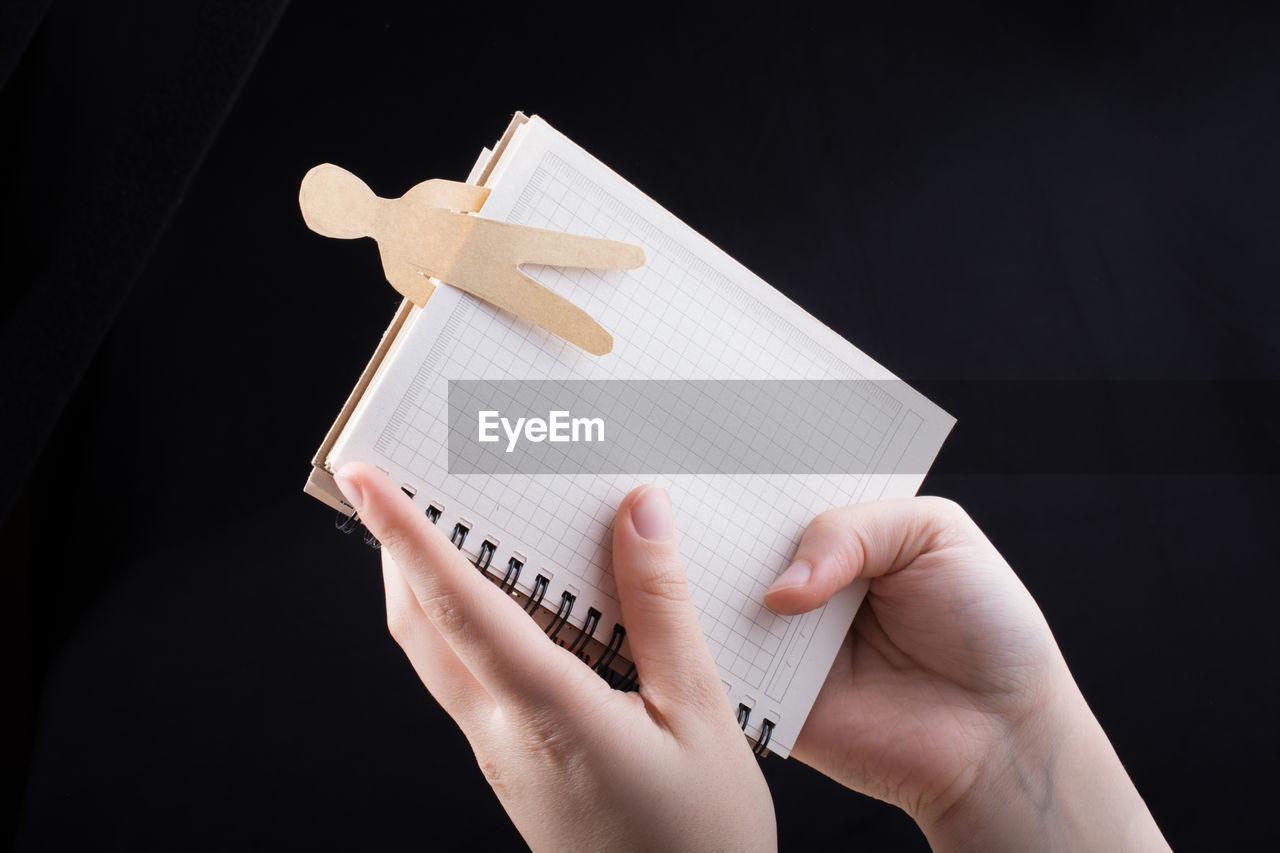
[330, 117, 953, 756]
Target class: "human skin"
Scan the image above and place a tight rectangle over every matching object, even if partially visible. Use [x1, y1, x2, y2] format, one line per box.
[335, 463, 776, 852]
[765, 498, 1171, 852]
[337, 463, 1168, 851]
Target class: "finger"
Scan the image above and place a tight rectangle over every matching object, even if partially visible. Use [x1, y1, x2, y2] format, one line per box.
[612, 486, 727, 723]
[763, 496, 979, 615]
[336, 462, 588, 707]
[381, 549, 491, 725]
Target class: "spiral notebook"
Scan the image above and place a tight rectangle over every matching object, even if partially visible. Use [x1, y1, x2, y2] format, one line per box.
[305, 113, 955, 758]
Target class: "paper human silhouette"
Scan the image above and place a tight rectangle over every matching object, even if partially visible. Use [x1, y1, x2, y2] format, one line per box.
[299, 164, 644, 355]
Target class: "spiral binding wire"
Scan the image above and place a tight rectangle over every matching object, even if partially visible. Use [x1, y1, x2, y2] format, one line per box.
[336, 501, 774, 752]
[594, 624, 625, 675]
[736, 702, 776, 759]
[334, 497, 635, 692]
[752, 720, 775, 758]
[499, 556, 522, 592]
[614, 662, 638, 692]
[524, 574, 549, 614]
[545, 591, 575, 642]
[567, 608, 601, 657]
[474, 540, 496, 573]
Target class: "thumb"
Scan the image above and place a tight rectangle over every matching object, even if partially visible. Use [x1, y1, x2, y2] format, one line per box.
[612, 486, 726, 724]
[763, 496, 977, 615]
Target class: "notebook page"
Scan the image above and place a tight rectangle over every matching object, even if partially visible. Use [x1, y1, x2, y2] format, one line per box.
[330, 117, 954, 756]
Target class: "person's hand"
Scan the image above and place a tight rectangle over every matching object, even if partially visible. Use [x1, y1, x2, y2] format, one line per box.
[764, 497, 1169, 852]
[334, 462, 775, 852]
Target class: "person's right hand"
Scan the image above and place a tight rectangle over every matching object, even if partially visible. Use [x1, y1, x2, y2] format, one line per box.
[764, 497, 1170, 852]
[336, 463, 775, 852]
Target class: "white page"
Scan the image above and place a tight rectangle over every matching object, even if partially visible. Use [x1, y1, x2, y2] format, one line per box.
[330, 117, 954, 756]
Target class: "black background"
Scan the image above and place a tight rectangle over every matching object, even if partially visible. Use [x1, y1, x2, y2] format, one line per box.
[4, 1, 1278, 849]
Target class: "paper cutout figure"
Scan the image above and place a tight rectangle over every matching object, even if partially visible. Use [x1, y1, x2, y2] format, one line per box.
[299, 164, 644, 355]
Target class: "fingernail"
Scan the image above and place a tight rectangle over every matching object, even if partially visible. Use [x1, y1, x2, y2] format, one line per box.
[334, 468, 364, 510]
[630, 486, 673, 541]
[766, 560, 811, 596]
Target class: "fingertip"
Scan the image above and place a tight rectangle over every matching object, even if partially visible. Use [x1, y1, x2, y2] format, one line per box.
[616, 484, 653, 515]
[334, 460, 376, 481]
[629, 486, 673, 542]
[766, 559, 811, 594]
[762, 587, 819, 615]
[333, 462, 367, 510]
[335, 463, 417, 526]
[763, 560, 828, 614]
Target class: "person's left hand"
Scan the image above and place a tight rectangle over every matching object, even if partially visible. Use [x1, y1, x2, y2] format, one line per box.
[334, 462, 775, 852]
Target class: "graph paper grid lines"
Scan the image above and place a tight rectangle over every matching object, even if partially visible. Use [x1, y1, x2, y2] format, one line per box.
[330, 118, 953, 756]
